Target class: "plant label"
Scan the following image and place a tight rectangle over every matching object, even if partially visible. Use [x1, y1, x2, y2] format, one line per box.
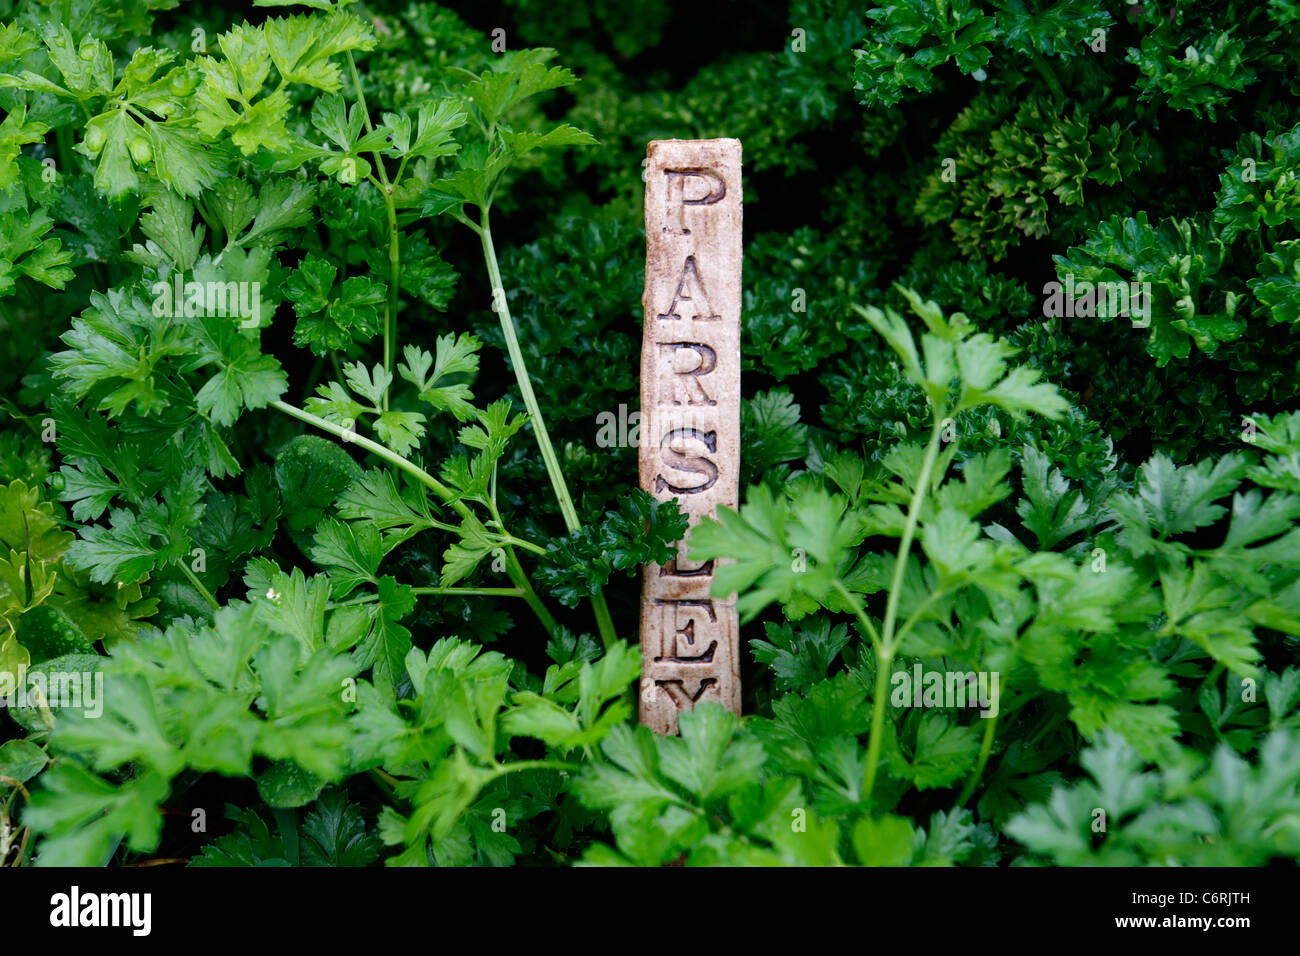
[638, 138, 742, 735]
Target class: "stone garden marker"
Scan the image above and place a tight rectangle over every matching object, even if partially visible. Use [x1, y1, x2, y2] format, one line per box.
[638, 139, 742, 735]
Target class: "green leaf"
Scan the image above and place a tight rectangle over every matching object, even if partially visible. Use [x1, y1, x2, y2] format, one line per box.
[1016, 443, 1092, 548]
[24, 763, 168, 867]
[0, 209, 74, 296]
[440, 513, 495, 587]
[1112, 453, 1247, 547]
[274, 435, 362, 533]
[309, 518, 388, 595]
[343, 361, 392, 407]
[300, 789, 382, 865]
[336, 469, 430, 532]
[0, 739, 48, 784]
[502, 124, 597, 157]
[751, 618, 851, 693]
[410, 333, 481, 422]
[503, 641, 639, 749]
[742, 389, 808, 480]
[660, 703, 766, 804]
[852, 814, 916, 866]
[190, 805, 292, 867]
[353, 576, 415, 684]
[288, 255, 386, 355]
[257, 760, 325, 807]
[888, 711, 982, 789]
[689, 485, 860, 621]
[65, 508, 156, 584]
[536, 491, 687, 606]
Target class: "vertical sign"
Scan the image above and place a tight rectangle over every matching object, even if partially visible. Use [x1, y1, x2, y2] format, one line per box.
[638, 138, 742, 735]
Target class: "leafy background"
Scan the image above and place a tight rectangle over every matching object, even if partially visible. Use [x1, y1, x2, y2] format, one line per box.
[1, 0, 1298, 866]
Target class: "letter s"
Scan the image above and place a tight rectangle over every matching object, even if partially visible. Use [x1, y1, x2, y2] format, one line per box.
[653, 429, 718, 495]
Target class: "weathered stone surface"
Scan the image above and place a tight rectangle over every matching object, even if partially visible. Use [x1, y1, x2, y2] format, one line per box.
[638, 138, 742, 735]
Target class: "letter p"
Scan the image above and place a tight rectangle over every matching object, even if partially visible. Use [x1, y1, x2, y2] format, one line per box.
[664, 168, 726, 235]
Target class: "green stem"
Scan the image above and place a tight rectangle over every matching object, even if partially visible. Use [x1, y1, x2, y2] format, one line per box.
[372, 768, 401, 789]
[831, 580, 889, 804]
[858, 416, 944, 803]
[501, 545, 560, 637]
[484, 495, 560, 637]
[368, 769, 397, 800]
[345, 53, 377, 138]
[588, 592, 618, 650]
[178, 562, 219, 612]
[271, 399, 469, 520]
[380, 191, 400, 409]
[55, 124, 73, 177]
[832, 580, 883, 650]
[880, 417, 944, 658]
[477, 208, 616, 648]
[478, 211, 579, 531]
[411, 586, 523, 597]
[274, 399, 562, 636]
[493, 759, 579, 776]
[1026, 711, 1063, 751]
[346, 51, 399, 403]
[1199, 661, 1225, 697]
[498, 534, 548, 556]
[195, 199, 222, 247]
[891, 586, 951, 649]
[955, 706, 1000, 808]
[863, 649, 892, 807]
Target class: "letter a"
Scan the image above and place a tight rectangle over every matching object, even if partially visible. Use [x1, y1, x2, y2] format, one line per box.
[657, 256, 720, 322]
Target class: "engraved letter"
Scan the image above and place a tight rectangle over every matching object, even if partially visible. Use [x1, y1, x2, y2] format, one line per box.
[663, 168, 726, 235]
[654, 428, 718, 495]
[656, 256, 721, 322]
[658, 342, 718, 405]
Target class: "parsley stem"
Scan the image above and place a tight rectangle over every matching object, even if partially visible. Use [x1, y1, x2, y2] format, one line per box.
[1025, 712, 1063, 750]
[892, 586, 951, 649]
[1198, 661, 1225, 697]
[862, 647, 891, 808]
[345, 52, 378, 137]
[178, 561, 219, 612]
[832, 579, 882, 649]
[380, 189, 401, 411]
[493, 759, 579, 775]
[881, 416, 945, 659]
[477, 209, 618, 648]
[368, 770, 397, 800]
[862, 414, 945, 803]
[346, 51, 399, 406]
[271, 399, 469, 518]
[501, 546, 561, 636]
[499, 535, 548, 556]
[54, 124, 73, 178]
[483, 496, 559, 636]
[195, 199, 221, 247]
[410, 586, 524, 597]
[955, 706, 1000, 809]
[830, 580, 889, 804]
[478, 213, 579, 530]
[271, 398, 561, 637]
[589, 592, 617, 649]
